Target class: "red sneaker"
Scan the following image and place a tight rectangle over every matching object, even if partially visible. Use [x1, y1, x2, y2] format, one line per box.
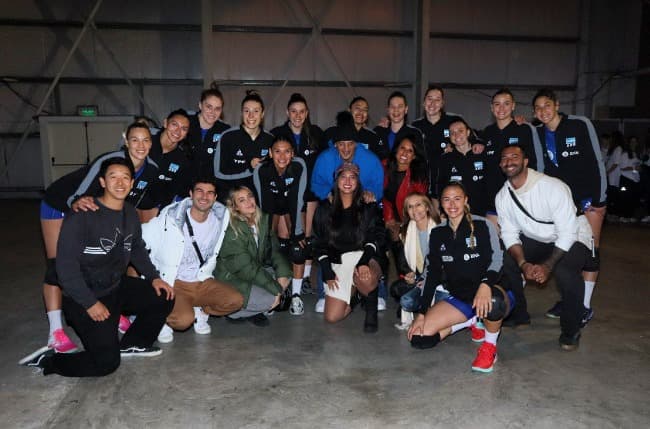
[118, 315, 132, 334]
[49, 329, 78, 353]
[470, 323, 485, 343]
[471, 342, 497, 373]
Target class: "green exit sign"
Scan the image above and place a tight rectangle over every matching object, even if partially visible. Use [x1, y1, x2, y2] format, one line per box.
[77, 105, 99, 116]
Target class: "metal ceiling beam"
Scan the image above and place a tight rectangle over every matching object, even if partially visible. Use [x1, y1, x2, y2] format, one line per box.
[430, 32, 578, 44]
[0, 19, 412, 38]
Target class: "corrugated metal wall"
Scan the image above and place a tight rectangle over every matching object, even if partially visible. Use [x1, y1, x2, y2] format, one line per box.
[0, 0, 643, 192]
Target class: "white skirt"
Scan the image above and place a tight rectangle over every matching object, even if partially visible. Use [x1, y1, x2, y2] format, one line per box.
[325, 250, 363, 304]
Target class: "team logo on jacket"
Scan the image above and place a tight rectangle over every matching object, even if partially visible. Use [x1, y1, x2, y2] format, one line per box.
[562, 151, 569, 158]
[442, 255, 453, 262]
[440, 244, 446, 252]
[285, 177, 294, 185]
[207, 147, 214, 154]
[466, 236, 477, 248]
[451, 175, 462, 182]
[168, 163, 179, 173]
[261, 149, 269, 157]
[304, 149, 311, 156]
[136, 180, 148, 190]
[474, 161, 483, 171]
[565, 137, 576, 147]
[441, 142, 447, 149]
[444, 129, 450, 138]
[508, 137, 519, 144]
[213, 133, 222, 143]
[236, 149, 243, 156]
[451, 167, 457, 173]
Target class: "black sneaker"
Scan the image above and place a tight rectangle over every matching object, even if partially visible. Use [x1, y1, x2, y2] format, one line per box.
[301, 277, 314, 294]
[580, 307, 594, 328]
[247, 313, 270, 327]
[559, 332, 581, 351]
[21, 348, 55, 368]
[120, 346, 162, 357]
[545, 301, 562, 319]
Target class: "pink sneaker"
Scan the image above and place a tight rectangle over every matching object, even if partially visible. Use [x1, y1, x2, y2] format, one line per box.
[118, 315, 132, 334]
[49, 329, 78, 353]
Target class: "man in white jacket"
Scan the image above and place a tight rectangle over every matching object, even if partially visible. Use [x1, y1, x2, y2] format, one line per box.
[496, 145, 592, 351]
[142, 176, 244, 343]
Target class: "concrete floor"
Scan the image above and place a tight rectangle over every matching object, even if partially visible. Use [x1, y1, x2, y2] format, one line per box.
[1, 199, 649, 429]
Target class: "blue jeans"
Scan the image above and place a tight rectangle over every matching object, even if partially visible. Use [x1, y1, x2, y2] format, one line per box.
[400, 286, 451, 312]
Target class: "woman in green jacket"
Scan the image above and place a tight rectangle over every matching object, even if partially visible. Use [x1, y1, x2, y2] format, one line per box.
[214, 186, 292, 326]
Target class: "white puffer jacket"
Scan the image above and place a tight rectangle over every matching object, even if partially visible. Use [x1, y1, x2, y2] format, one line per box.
[142, 197, 229, 285]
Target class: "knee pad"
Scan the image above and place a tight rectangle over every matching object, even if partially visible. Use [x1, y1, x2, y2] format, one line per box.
[44, 258, 59, 286]
[485, 286, 508, 321]
[278, 238, 291, 256]
[289, 241, 308, 265]
[410, 333, 441, 349]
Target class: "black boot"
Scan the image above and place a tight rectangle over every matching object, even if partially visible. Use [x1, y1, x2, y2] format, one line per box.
[364, 288, 378, 333]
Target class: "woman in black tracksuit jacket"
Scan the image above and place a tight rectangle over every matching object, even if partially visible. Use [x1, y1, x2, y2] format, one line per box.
[270, 93, 328, 294]
[408, 182, 511, 373]
[436, 118, 495, 217]
[253, 136, 309, 315]
[187, 87, 231, 179]
[214, 90, 274, 203]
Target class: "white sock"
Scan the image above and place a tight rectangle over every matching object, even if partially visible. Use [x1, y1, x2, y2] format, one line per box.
[484, 330, 500, 345]
[47, 310, 63, 336]
[303, 264, 312, 279]
[292, 278, 303, 296]
[450, 316, 475, 334]
[584, 281, 595, 308]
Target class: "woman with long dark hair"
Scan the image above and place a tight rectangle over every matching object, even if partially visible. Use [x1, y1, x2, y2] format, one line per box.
[383, 134, 429, 269]
[313, 163, 386, 333]
[270, 93, 327, 294]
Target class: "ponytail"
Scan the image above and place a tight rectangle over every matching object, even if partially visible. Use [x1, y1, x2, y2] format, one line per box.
[464, 203, 476, 250]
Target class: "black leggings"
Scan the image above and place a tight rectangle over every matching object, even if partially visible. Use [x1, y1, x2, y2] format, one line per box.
[45, 276, 173, 377]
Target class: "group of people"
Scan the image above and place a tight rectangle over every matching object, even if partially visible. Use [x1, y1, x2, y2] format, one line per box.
[602, 131, 650, 223]
[20, 83, 614, 377]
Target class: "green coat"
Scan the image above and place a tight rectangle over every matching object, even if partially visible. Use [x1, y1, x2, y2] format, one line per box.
[214, 213, 292, 306]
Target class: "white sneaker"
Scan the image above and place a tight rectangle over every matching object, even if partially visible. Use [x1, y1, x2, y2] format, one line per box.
[157, 324, 173, 343]
[289, 295, 304, 316]
[378, 297, 387, 311]
[315, 298, 325, 313]
[641, 215, 650, 223]
[394, 309, 413, 330]
[193, 307, 211, 335]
